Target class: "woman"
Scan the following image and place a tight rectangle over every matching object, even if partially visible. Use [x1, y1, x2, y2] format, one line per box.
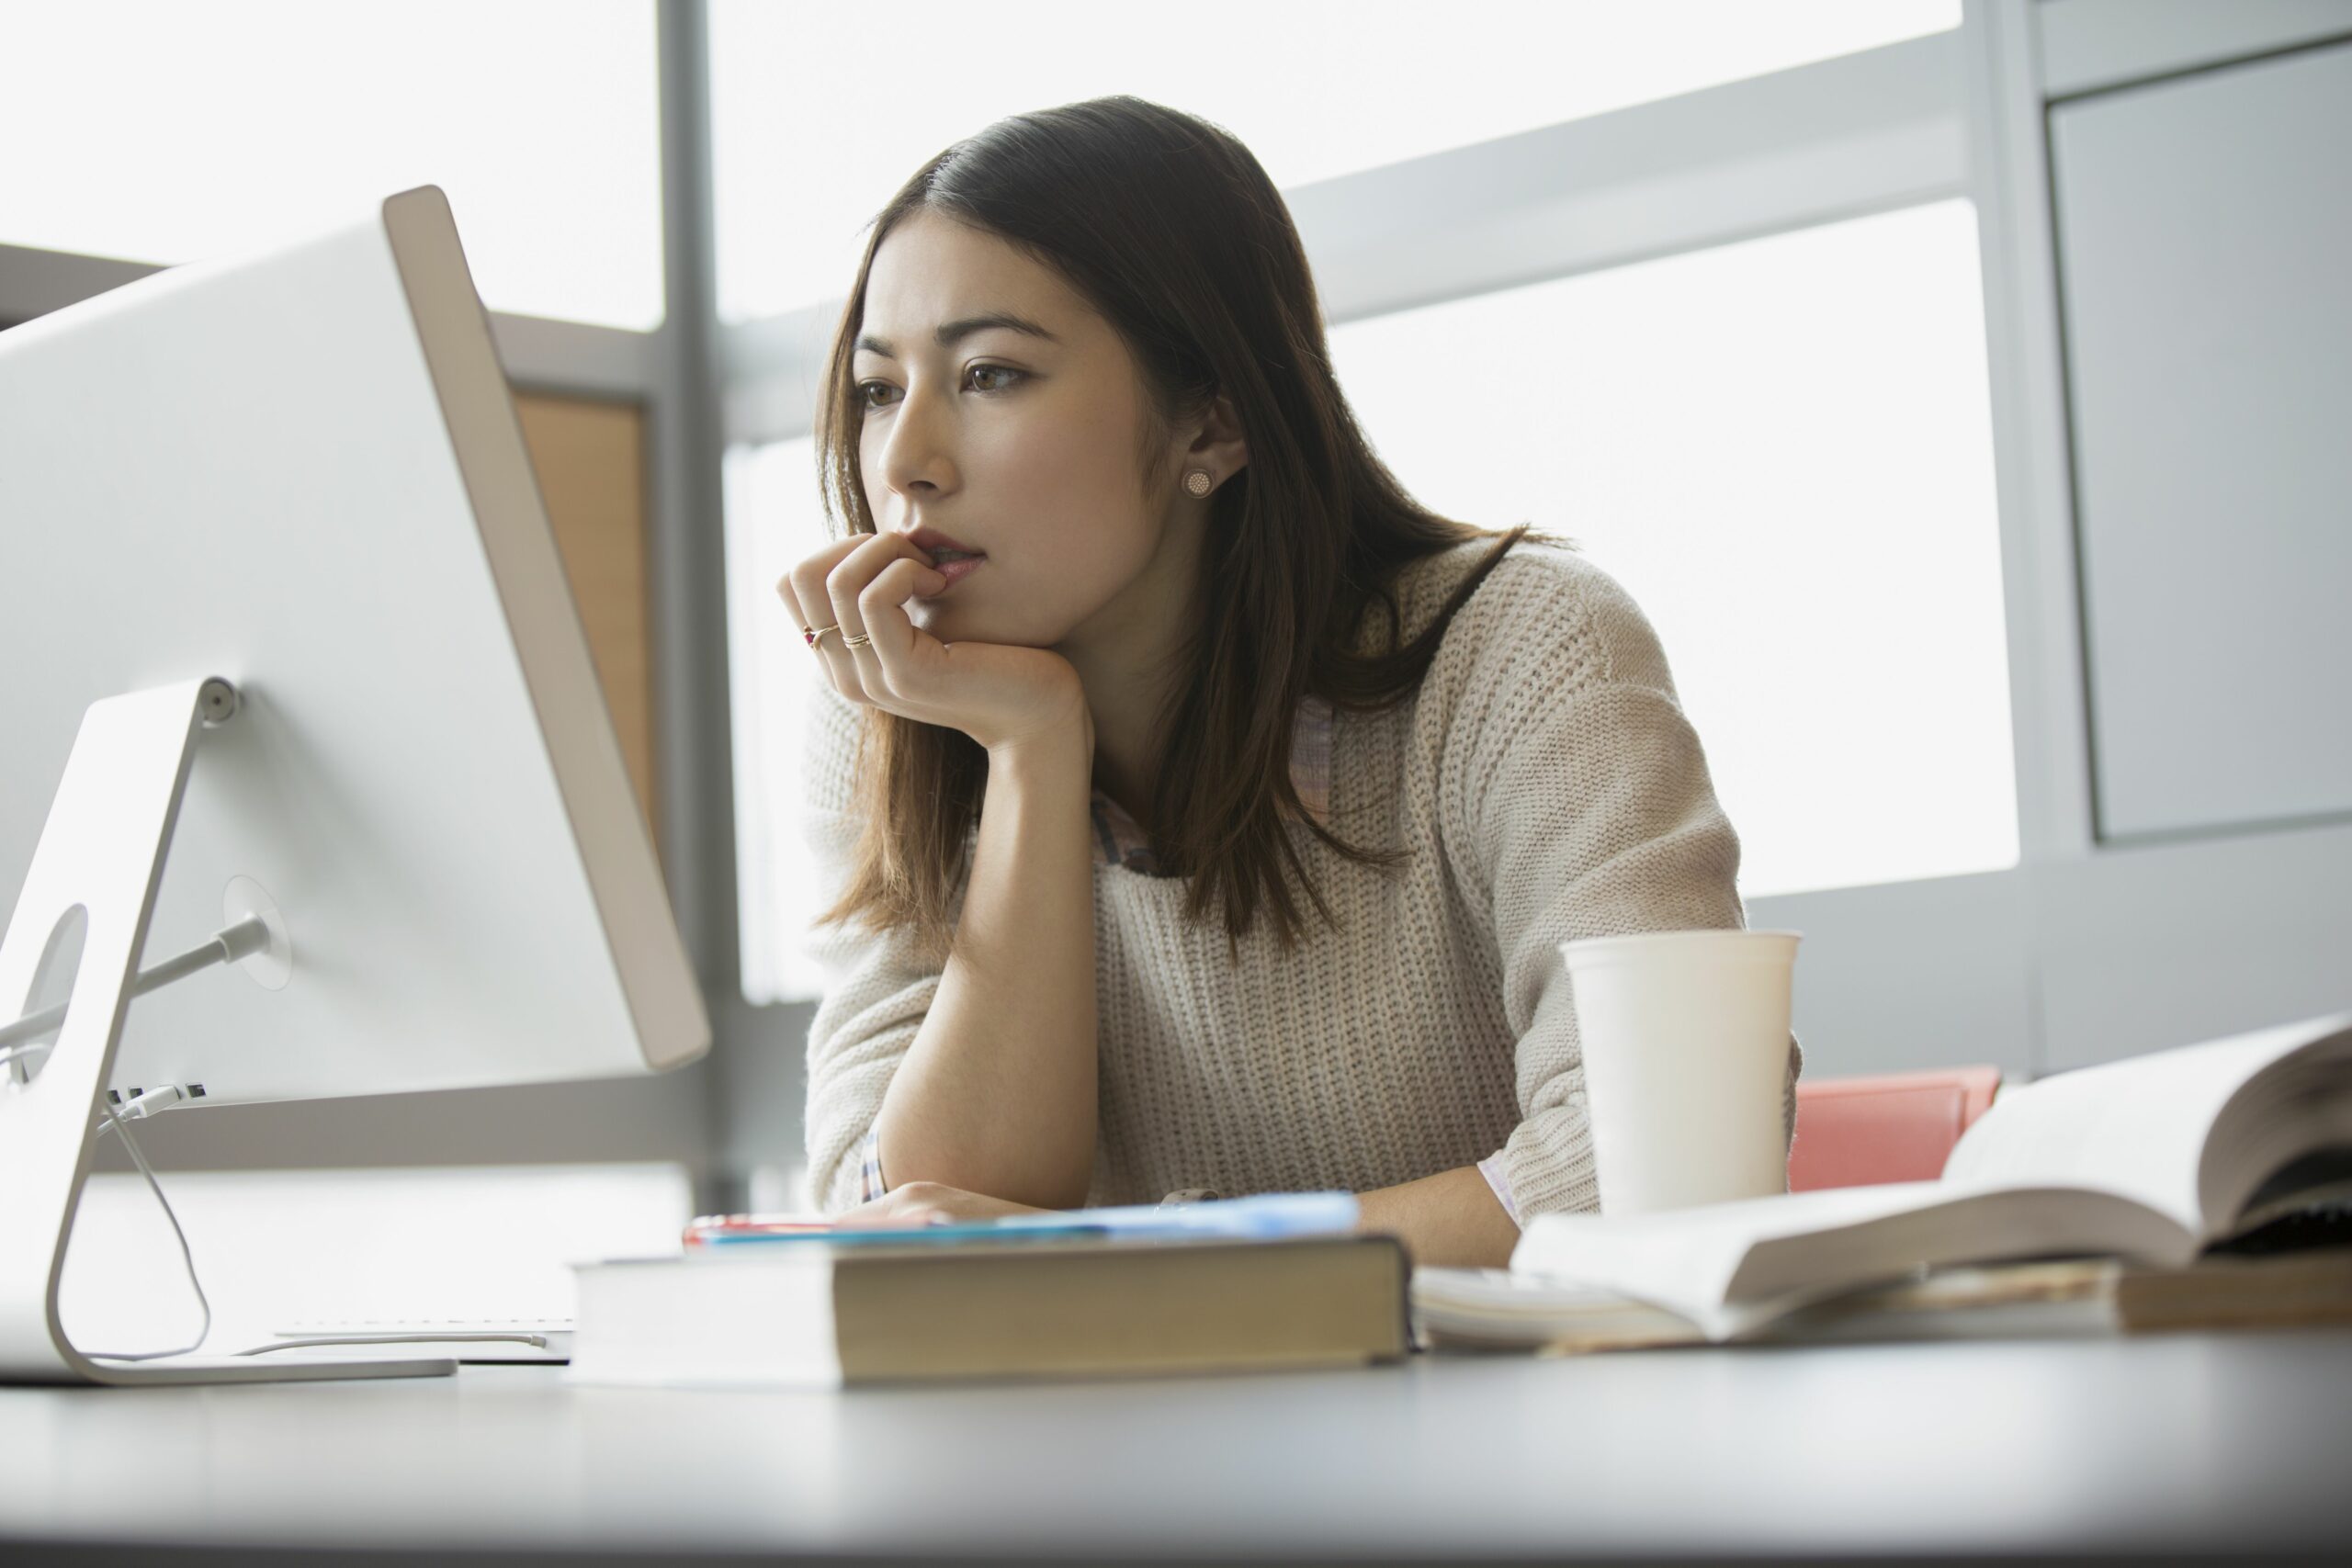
[779, 96, 1798, 1269]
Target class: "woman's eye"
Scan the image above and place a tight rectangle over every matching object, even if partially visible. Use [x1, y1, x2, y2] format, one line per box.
[858, 367, 1022, 411]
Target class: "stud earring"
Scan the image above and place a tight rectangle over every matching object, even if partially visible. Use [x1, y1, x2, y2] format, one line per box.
[1183, 468, 1214, 498]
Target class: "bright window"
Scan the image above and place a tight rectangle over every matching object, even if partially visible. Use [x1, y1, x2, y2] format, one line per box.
[726, 437, 833, 1006]
[707, 0, 1958, 323]
[0, 0, 664, 330]
[1327, 199, 2018, 897]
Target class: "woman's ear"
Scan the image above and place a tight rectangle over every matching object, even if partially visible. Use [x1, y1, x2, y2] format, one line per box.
[1184, 393, 1250, 488]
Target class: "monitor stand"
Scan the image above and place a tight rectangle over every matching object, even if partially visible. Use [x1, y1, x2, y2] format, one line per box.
[0, 678, 453, 1385]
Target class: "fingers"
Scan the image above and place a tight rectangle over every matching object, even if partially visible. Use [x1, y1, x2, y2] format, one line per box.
[853, 556, 948, 692]
[825, 534, 938, 699]
[782, 532, 909, 699]
[777, 534, 865, 681]
[835, 1184, 954, 1228]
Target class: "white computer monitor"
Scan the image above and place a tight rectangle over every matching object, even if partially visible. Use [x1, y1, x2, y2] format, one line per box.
[0, 187, 711, 1385]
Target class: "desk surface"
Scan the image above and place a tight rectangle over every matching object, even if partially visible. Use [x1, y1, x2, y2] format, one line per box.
[4, 1330, 2351, 1564]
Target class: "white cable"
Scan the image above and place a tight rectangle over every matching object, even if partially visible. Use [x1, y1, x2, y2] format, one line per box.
[114, 1084, 187, 1121]
[0, 1040, 51, 1072]
[80, 1101, 213, 1362]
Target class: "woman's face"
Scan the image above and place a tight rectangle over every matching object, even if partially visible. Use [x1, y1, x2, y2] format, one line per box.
[852, 208, 1186, 650]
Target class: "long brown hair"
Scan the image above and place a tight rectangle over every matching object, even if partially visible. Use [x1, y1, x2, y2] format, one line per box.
[815, 96, 1536, 958]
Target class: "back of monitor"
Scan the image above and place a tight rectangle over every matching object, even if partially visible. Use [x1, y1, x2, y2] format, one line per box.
[0, 186, 708, 1108]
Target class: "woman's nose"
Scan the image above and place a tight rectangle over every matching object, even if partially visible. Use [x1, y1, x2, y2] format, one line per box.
[877, 379, 958, 500]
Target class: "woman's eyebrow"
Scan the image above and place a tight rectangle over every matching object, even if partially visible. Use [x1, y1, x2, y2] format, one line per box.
[855, 311, 1060, 358]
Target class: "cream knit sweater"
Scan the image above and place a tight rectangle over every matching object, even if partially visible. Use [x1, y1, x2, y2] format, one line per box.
[799, 537, 1801, 1218]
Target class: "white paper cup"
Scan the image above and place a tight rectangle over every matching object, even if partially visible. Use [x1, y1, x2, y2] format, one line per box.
[1561, 930, 1801, 1216]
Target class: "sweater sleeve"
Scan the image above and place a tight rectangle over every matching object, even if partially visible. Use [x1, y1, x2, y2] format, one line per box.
[797, 683, 956, 1213]
[1439, 549, 1802, 1221]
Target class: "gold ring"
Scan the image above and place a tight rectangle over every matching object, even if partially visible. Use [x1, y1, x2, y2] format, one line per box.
[842, 631, 874, 650]
[807, 624, 841, 651]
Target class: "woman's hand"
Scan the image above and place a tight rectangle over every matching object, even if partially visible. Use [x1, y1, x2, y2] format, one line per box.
[777, 531, 1091, 756]
[834, 1181, 1056, 1228]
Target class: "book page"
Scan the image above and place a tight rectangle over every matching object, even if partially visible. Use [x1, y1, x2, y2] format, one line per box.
[1409, 1267, 1701, 1349]
[1513, 1182, 2191, 1337]
[1941, 1012, 2352, 1233]
[1513, 1183, 1948, 1319]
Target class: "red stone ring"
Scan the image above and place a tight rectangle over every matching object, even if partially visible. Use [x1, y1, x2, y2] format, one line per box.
[805, 624, 842, 651]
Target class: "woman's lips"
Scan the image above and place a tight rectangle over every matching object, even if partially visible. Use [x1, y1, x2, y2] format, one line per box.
[924, 553, 986, 592]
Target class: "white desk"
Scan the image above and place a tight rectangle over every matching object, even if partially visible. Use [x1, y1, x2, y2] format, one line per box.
[3, 1329, 2349, 1563]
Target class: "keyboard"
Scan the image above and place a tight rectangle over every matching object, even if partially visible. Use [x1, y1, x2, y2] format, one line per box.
[267, 1316, 574, 1363]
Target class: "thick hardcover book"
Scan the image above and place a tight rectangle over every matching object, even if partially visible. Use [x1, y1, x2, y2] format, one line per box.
[570, 1233, 1409, 1388]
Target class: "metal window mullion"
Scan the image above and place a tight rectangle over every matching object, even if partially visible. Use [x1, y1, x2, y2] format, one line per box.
[1962, 0, 2098, 879]
[490, 313, 664, 400]
[2037, 0, 2352, 100]
[1295, 31, 1966, 325]
[647, 0, 735, 998]
[1, 239, 665, 406]
[0, 243, 159, 324]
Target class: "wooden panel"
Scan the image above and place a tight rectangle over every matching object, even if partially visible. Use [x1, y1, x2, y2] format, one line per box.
[512, 391, 658, 846]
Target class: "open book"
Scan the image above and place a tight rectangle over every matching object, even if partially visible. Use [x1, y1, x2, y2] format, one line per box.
[1493, 1008, 2352, 1341]
[1412, 1247, 2352, 1351]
